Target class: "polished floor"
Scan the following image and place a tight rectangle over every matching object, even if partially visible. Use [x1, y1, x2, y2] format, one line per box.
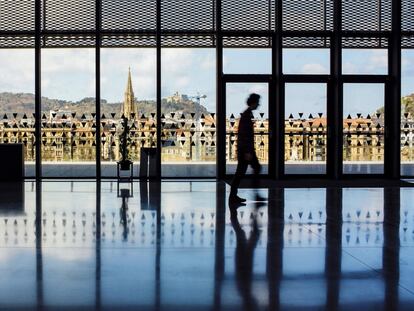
[0, 181, 413, 310]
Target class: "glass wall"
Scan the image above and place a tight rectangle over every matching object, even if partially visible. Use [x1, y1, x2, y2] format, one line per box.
[41, 48, 95, 177]
[0, 49, 35, 177]
[0, 0, 409, 179]
[285, 83, 327, 174]
[343, 84, 385, 174]
[161, 48, 216, 177]
[101, 48, 156, 178]
[0, 46, 404, 179]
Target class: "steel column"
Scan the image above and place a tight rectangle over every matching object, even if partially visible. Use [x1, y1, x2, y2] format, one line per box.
[273, 0, 283, 179]
[216, 0, 225, 180]
[95, 0, 102, 178]
[156, 0, 162, 180]
[328, 0, 343, 179]
[386, 0, 402, 179]
[35, 0, 42, 180]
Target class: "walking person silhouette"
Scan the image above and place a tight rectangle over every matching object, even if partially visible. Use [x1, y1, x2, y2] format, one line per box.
[229, 93, 265, 204]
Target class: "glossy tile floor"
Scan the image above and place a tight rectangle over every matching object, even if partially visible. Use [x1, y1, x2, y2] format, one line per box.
[0, 181, 413, 310]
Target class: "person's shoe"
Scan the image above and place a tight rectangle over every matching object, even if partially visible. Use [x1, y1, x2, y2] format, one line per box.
[255, 194, 267, 202]
[229, 195, 246, 203]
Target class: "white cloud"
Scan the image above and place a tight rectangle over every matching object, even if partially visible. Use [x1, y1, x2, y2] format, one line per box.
[0, 49, 34, 93]
[42, 78, 51, 90]
[101, 48, 156, 102]
[248, 84, 267, 95]
[0, 48, 217, 103]
[162, 49, 194, 73]
[135, 76, 156, 100]
[200, 54, 215, 70]
[175, 76, 190, 89]
[365, 50, 388, 72]
[301, 63, 328, 74]
[343, 49, 388, 74]
[42, 49, 95, 74]
[87, 79, 96, 96]
[402, 50, 414, 75]
[343, 61, 359, 74]
[402, 57, 411, 69]
[222, 55, 229, 69]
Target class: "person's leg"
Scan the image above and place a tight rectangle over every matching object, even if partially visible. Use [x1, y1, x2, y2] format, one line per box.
[250, 153, 265, 201]
[251, 153, 262, 176]
[230, 156, 248, 199]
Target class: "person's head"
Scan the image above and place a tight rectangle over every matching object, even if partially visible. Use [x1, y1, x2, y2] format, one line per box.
[247, 93, 260, 110]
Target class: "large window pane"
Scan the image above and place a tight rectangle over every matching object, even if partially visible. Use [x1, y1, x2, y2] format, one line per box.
[41, 48, 95, 177]
[161, 48, 216, 177]
[283, 49, 330, 74]
[343, 84, 385, 174]
[401, 49, 414, 176]
[225, 83, 269, 175]
[0, 49, 35, 177]
[223, 48, 271, 74]
[101, 48, 156, 178]
[342, 49, 388, 75]
[285, 83, 327, 174]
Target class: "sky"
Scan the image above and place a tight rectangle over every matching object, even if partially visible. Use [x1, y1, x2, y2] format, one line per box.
[0, 48, 413, 118]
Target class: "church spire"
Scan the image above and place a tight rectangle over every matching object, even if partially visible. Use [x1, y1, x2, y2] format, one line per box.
[126, 67, 133, 96]
[122, 67, 136, 119]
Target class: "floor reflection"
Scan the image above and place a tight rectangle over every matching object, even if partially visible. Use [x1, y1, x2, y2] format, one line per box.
[230, 201, 263, 310]
[0, 181, 413, 310]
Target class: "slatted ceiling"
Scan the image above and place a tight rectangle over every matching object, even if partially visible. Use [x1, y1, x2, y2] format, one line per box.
[402, 36, 414, 48]
[342, 0, 391, 31]
[42, 0, 95, 31]
[0, 0, 35, 31]
[161, 0, 215, 31]
[342, 37, 388, 49]
[102, 34, 156, 48]
[381, 0, 392, 31]
[221, 0, 274, 31]
[282, 0, 333, 31]
[0, 36, 35, 48]
[402, 0, 414, 31]
[102, 0, 156, 31]
[161, 35, 214, 47]
[283, 37, 330, 48]
[0, 1, 412, 48]
[223, 36, 271, 48]
[42, 34, 95, 48]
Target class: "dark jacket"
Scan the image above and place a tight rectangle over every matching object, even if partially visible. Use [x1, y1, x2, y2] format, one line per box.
[237, 108, 255, 154]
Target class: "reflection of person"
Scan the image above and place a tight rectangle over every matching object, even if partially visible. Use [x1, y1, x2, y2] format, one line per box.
[230, 203, 261, 310]
[230, 93, 264, 203]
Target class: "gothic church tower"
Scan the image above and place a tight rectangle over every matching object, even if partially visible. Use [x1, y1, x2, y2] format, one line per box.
[122, 67, 137, 119]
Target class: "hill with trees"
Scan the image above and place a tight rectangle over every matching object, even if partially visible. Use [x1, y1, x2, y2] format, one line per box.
[0, 92, 209, 118]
